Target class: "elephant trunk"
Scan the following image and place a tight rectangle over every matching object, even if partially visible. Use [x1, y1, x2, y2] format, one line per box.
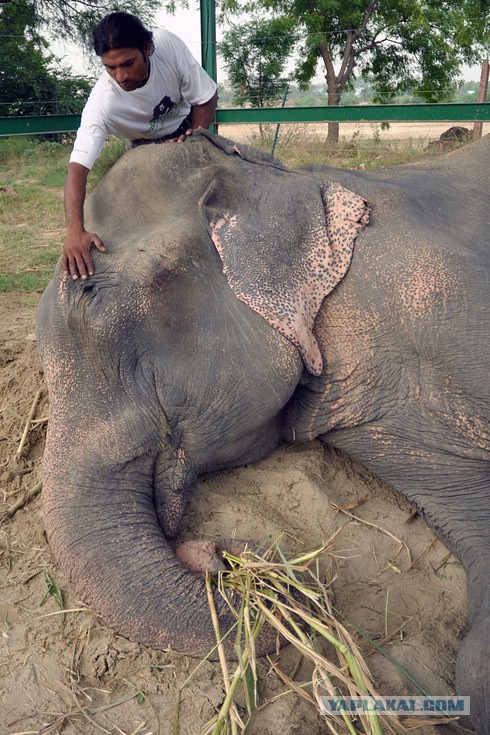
[42, 455, 240, 658]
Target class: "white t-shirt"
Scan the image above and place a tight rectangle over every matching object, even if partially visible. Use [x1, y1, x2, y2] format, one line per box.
[70, 29, 217, 169]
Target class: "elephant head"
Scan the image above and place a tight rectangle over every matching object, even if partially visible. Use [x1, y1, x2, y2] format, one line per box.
[36, 132, 369, 656]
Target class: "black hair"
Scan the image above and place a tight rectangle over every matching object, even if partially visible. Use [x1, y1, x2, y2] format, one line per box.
[92, 12, 153, 56]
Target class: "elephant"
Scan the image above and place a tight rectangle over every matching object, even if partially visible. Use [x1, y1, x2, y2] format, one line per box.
[36, 130, 489, 732]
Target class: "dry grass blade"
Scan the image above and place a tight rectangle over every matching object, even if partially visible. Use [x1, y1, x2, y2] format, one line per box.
[1, 480, 42, 522]
[205, 573, 244, 734]
[330, 503, 411, 567]
[16, 388, 43, 459]
[202, 538, 388, 735]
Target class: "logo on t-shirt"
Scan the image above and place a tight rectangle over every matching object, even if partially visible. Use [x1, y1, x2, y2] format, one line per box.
[145, 95, 176, 134]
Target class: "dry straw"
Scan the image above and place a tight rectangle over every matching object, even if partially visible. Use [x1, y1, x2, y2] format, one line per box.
[202, 535, 395, 735]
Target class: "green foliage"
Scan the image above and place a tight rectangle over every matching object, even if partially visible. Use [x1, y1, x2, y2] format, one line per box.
[7, 0, 161, 48]
[0, 0, 92, 116]
[220, 17, 297, 107]
[286, 79, 487, 106]
[0, 135, 36, 164]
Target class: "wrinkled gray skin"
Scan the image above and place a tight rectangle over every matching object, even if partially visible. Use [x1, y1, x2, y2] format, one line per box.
[37, 132, 489, 732]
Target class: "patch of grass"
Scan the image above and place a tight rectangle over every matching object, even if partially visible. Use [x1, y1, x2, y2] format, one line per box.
[19, 140, 71, 186]
[0, 272, 52, 292]
[239, 121, 457, 171]
[40, 571, 65, 611]
[0, 181, 65, 292]
[0, 135, 38, 165]
[0, 136, 125, 293]
[249, 125, 436, 170]
[89, 137, 126, 186]
[0, 137, 71, 185]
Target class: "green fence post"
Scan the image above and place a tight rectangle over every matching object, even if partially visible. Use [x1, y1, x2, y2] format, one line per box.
[200, 0, 217, 133]
[271, 86, 289, 156]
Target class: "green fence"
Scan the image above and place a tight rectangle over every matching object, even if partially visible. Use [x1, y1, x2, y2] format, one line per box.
[216, 102, 490, 124]
[1, 102, 489, 137]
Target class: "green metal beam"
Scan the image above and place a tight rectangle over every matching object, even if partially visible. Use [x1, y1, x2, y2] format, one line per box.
[215, 102, 490, 124]
[0, 114, 81, 136]
[1, 103, 489, 137]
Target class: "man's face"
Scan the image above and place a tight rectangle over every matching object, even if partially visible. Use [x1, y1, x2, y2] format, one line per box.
[101, 42, 151, 91]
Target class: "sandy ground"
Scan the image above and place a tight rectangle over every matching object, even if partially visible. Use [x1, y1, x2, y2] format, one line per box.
[0, 287, 470, 735]
[219, 121, 489, 144]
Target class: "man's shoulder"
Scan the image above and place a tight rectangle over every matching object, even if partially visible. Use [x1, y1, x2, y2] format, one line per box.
[90, 72, 116, 99]
[83, 74, 118, 118]
[152, 27, 186, 53]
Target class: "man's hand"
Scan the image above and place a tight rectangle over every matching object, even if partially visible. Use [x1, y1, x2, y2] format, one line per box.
[63, 228, 105, 280]
[168, 90, 218, 144]
[168, 128, 194, 144]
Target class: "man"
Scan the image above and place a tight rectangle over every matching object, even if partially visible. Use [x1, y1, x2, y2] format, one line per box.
[64, 11, 218, 280]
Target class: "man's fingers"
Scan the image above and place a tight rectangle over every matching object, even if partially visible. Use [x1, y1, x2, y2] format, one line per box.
[83, 250, 95, 277]
[75, 255, 89, 280]
[64, 233, 104, 279]
[67, 255, 79, 280]
[74, 249, 93, 280]
[179, 130, 193, 144]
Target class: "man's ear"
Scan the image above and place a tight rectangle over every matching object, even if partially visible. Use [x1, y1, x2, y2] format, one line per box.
[143, 40, 154, 58]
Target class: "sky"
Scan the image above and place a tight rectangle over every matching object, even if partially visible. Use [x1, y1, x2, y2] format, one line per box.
[160, 5, 485, 83]
[55, 2, 219, 80]
[157, 2, 206, 64]
[57, 2, 484, 85]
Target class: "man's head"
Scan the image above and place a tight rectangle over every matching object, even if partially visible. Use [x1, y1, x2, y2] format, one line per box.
[93, 12, 154, 92]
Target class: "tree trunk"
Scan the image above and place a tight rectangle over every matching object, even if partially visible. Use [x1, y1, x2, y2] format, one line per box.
[317, 36, 346, 146]
[327, 93, 341, 144]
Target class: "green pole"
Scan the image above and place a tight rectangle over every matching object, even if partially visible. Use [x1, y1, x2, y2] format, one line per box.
[200, 0, 217, 132]
[200, 0, 217, 81]
[271, 85, 289, 156]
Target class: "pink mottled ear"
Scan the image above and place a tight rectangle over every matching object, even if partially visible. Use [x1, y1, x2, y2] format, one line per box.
[202, 165, 370, 376]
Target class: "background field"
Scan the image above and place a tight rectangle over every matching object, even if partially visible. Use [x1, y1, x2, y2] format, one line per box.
[223, 119, 489, 142]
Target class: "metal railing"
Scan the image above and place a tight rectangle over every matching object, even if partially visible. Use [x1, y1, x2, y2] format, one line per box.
[1, 102, 489, 137]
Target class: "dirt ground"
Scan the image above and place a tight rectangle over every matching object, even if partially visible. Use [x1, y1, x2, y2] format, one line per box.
[0, 127, 477, 735]
[219, 121, 489, 144]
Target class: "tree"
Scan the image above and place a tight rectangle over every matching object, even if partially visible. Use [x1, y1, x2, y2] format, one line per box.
[173, 0, 490, 143]
[220, 17, 296, 108]
[0, 0, 91, 115]
[219, 16, 296, 140]
[1, 0, 160, 48]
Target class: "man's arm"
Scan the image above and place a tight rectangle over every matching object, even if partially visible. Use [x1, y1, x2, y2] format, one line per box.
[190, 90, 218, 130]
[63, 162, 105, 280]
[173, 90, 218, 143]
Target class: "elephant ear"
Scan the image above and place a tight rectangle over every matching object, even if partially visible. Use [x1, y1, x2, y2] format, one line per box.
[202, 156, 370, 376]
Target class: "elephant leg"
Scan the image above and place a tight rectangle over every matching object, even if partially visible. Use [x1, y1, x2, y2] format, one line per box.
[319, 421, 489, 734]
